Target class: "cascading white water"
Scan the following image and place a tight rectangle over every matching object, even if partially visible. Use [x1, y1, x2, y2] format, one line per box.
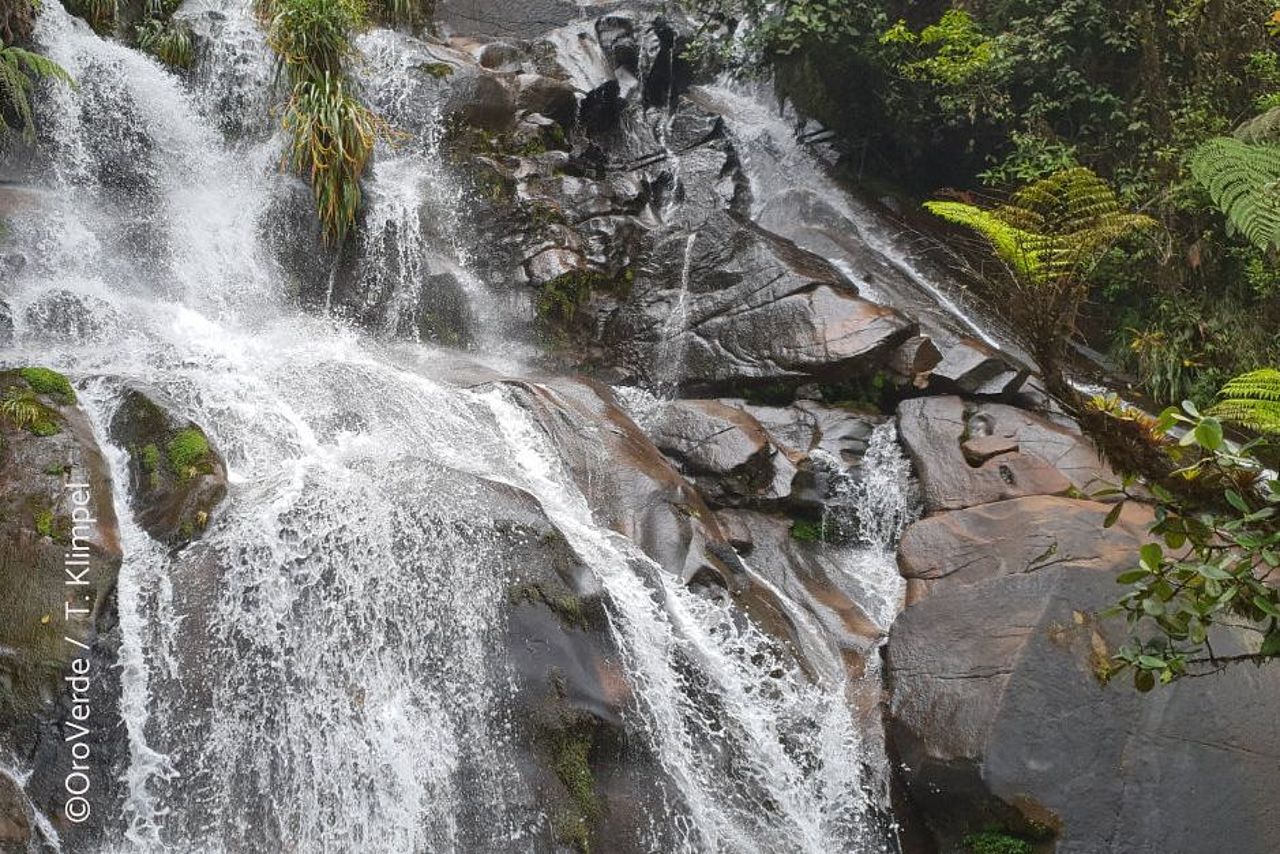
[812, 424, 921, 631]
[5, 4, 918, 852]
[692, 80, 1018, 356]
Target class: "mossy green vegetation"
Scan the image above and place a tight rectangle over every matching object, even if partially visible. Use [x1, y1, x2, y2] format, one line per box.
[418, 61, 452, 78]
[548, 726, 600, 852]
[18, 367, 76, 404]
[963, 830, 1034, 854]
[167, 428, 210, 477]
[0, 392, 59, 436]
[32, 505, 53, 539]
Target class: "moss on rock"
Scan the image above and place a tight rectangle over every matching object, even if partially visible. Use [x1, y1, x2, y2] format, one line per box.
[17, 367, 76, 405]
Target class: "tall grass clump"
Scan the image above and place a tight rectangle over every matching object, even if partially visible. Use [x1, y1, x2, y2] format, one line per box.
[258, 0, 383, 242]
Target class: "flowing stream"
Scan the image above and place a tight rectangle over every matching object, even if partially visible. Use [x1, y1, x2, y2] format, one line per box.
[5, 4, 922, 852]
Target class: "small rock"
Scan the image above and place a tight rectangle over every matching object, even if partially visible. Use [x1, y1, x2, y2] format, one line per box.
[961, 435, 1019, 466]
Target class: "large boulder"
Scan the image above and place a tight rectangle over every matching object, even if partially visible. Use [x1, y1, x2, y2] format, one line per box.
[606, 213, 919, 395]
[886, 503, 1280, 853]
[640, 398, 794, 507]
[896, 396, 1108, 513]
[0, 368, 125, 850]
[108, 388, 227, 550]
[897, 496, 1153, 602]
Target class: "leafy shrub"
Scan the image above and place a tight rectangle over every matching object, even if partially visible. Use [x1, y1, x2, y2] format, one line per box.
[263, 0, 363, 80]
[1097, 398, 1280, 688]
[282, 72, 380, 242]
[258, 0, 386, 242]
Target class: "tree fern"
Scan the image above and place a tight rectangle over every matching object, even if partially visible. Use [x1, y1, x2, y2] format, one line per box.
[1189, 137, 1280, 253]
[922, 200, 1043, 280]
[1211, 368, 1280, 434]
[925, 168, 1155, 381]
[927, 168, 1156, 285]
[0, 42, 74, 141]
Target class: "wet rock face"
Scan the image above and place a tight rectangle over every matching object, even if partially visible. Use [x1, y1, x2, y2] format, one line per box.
[886, 400, 1280, 853]
[896, 395, 1109, 513]
[108, 387, 227, 549]
[0, 773, 31, 854]
[887, 527, 1280, 854]
[22, 290, 119, 343]
[0, 369, 125, 850]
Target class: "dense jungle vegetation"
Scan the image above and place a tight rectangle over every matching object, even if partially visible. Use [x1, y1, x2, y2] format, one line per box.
[687, 0, 1280, 414]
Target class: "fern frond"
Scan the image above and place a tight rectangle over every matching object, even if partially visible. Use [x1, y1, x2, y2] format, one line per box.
[0, 44, 74, 141]
[1189, 137, 1280, 253]
[926, 168, 1156, 285]
[1211, 368, 1280, 434]
[0, 392, 53, 431]
[923, 200, 1044, 280]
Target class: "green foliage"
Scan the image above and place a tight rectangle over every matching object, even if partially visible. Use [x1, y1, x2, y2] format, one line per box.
[282, 72, 379, 242]
[167, 428, 210, 476]
[881, 10, 998, 85]
[18, 367, 75, 404]
[682, 0, 884, 66]
[258, 0, 385, 243]
[263, 0, 363, 80]
[1212, 368, 1280, 433]
[964, 831, 1033, 854]
[926, 168, 1156, 377]
[929, 168, 1157, 285]
[1189, 137, 1280, 253]
[33, 505, 53, 539]
[0, 42, 74, 141]
[136, 18, 193, 69]
[67, 0, 116, 32]
[0, 392, 58, 435]
[1097, 400, 1280, 688]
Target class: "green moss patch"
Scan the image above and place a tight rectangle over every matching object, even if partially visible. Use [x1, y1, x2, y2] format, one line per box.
[964, 830, 1035, 854]
[167, 429, 211, 477]
[18, 367, 76, 405]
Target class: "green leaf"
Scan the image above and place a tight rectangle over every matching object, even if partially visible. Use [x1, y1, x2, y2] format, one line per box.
[1103, 502, 1125, 528]
[1225, 490, 1250, 513]
[1116, 569, 1148, 584]
[1194, 418, 1224, 451]
[1139, 542, 1163, 571]
[1253, 596, 1280, 619]
[1137, 654, 1167, 669]
[1262, 632, 1280, 657]
[1196, 563, 1233, 581]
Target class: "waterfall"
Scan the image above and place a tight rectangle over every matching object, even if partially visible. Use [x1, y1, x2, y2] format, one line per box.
[3, 4, 915, 852]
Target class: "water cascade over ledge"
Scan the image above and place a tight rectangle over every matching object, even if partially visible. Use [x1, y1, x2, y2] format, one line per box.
[0, 3, 930, 852]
